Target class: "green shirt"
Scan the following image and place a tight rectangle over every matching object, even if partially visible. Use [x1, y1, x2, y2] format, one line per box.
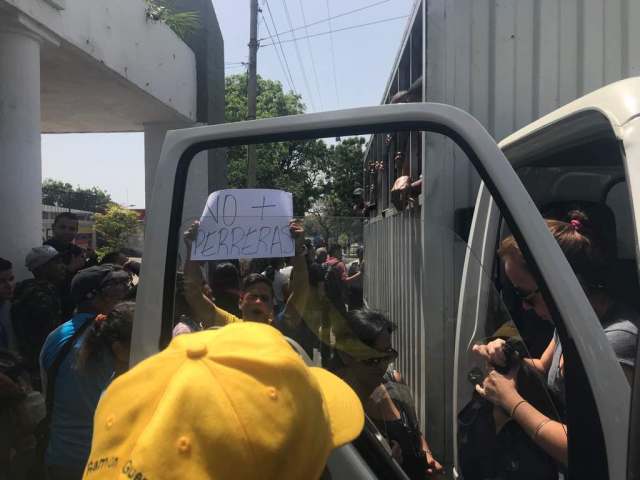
[11, 278, 63, 373]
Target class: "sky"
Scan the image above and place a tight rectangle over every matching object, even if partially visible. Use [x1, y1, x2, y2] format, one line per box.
[42, 0, 416, 208]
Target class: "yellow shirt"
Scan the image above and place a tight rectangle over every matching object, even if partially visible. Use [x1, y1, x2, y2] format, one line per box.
[215, 305, 243, 325]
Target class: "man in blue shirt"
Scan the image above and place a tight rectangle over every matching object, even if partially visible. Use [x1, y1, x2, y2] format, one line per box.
[40, 264, 130, 480]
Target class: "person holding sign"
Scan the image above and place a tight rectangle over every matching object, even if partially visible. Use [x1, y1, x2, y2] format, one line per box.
[191, 189, 297, 261]
[177, 220, 309, 333]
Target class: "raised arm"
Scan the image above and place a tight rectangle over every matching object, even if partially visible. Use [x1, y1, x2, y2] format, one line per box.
[182, 221, 224, 328]
[281, 221, 309, 329]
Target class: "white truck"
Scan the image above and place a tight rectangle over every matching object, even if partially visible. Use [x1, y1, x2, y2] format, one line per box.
[133, 78, 640, 479]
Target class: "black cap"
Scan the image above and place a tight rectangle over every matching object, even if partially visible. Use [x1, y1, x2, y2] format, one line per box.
[70, 264, 129, 303]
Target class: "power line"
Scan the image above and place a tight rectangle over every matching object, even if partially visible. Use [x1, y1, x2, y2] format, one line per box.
[264, 0, 299, 96]
[257, 0, 391, 42]
[259, 9, 295, 92]
[325, 0, 339, 107]
[298, 0, 323, 110]
[261, 14, 409, 47]
[281, 0, 316, 111]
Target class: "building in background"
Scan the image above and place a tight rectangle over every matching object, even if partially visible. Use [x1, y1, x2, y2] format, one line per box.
[0, 0, 224, 278]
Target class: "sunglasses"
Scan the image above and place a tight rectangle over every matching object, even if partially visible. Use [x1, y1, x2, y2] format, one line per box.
[513, 286, 540, 305]
[360, 347, 398, 366]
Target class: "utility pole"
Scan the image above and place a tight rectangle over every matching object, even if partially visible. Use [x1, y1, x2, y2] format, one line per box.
[247, 0, 259, 187]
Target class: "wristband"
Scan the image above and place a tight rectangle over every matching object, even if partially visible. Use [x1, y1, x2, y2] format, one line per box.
[533, 418, 551, 441]
[510, 399, 527, 418]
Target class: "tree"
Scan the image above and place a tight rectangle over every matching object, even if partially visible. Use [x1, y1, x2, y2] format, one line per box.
[42, 179, 112, 213]
[94, 204, 139, 256]
[306, 138, 366, 245]
[225, 73, 326, 216]
[224, 73, 367, 234]
[145, 1, 200, 40]
[225, 72, 304, 123]
[321, 137, 366, 218]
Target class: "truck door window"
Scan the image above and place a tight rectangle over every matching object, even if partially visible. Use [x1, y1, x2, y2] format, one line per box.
[505, 134, 639, 477]
[139, 109, 628, 479]
[455, 221, 564, 480]
[166, 138, 416, 479]
[453, 128, 637, 479]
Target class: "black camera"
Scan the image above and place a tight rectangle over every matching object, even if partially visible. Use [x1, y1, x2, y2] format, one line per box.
[467, 337, 528, 385]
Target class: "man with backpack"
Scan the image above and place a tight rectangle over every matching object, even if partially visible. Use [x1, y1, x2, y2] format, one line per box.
[11, 246, 66, 389]
[40, 264, 130, 480]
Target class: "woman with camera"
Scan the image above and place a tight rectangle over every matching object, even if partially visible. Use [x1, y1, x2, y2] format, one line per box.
[472, 210, 639, 467]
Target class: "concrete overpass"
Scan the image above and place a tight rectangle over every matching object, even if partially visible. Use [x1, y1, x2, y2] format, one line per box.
[0, 0, 224, 277]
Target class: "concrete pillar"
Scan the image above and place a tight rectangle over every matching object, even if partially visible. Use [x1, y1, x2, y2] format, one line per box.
[143, 122, 184, 212]
[0, 21, 43, 280]
[144, 122, 209, 257]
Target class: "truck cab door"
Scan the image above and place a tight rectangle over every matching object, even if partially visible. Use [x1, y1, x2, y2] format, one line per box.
[455, 82, 640, 480]
[134, 102, 627, 479]
[621, 103, 640, 480]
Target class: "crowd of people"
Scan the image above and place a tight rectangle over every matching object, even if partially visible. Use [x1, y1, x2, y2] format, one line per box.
[170, 220, 443, 478]
[1, 212, 439, 480]
[0, 213, 137, 480]
[1, 204, 635, 479]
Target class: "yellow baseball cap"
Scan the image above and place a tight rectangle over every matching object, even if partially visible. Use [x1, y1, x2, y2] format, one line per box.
[83, 322, 364, 480]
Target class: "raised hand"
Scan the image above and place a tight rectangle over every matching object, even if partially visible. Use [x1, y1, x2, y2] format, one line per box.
[289, 220, 305, 255]
[183, 220, 200, 250]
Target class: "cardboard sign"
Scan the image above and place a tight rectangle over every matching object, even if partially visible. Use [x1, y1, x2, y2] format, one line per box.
[191, 189, 294, 261]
